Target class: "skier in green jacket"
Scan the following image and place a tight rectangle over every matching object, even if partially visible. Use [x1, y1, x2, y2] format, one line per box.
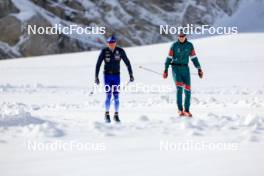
[163, 31, 203, 117]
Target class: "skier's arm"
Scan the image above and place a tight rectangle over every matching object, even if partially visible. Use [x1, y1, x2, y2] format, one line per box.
[95, 49, 104, 79]
[190, 46, 201, 69]
[163, 46, 173, 79]
[190, 45, 203, 78]
[121, 49, 133, 76]
[164, 47, 173, 72]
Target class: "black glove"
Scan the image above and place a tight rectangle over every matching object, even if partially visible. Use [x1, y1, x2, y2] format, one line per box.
[129, 75, 134, 82]
[198, 69, 203, 79]
[95, 77, 100, 85]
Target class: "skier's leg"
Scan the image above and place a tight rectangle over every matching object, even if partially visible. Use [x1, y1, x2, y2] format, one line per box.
[112, 75, 121, 122]
[183, 67, 191, 112]
[172, 69, 184, 111]
[112, 75, 121, 113]
[104, 74, 112, 112]
[105, 93, 112, 112]
[184, 88, 191, 112]
[113, 93, 119, 112]
[177, 86, 183, 111]
[113, 94, 119, 112]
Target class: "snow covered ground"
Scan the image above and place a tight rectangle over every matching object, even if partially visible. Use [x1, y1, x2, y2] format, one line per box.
[0, 33, 264, 176]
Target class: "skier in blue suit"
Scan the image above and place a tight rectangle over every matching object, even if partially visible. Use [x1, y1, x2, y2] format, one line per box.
[95, 36, 134, 123]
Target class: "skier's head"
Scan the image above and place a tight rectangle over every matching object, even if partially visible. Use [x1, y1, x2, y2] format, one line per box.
[107, 36, 117, 50]
[178, 30, 186, 43]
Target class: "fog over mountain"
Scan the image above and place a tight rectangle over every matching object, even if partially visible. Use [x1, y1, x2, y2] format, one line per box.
[0, 0, 261, 59]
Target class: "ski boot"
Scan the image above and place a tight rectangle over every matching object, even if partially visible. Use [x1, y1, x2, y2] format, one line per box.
[105, 111, 111, 123]
[183, 111, 192, 117]
[178, 110, 185, 116]
[113, 112, 121, 123]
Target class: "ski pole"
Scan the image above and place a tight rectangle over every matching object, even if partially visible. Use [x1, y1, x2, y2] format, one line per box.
[89, 86, 95, 96]
[122, 80, 131, 90]
[139, 66, 162, 75]
[139, 65, 197, 76]
[89, 83, 97, 96]
[118, 80, 131, 92]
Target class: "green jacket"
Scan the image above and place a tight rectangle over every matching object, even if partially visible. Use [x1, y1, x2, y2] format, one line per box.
[164, 40, 201, 72]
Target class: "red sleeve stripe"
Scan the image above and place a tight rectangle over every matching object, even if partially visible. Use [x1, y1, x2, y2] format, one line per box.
[190, 49, 197, 60]
[168, 49, 173, 58]
[190, 49, 196, 56]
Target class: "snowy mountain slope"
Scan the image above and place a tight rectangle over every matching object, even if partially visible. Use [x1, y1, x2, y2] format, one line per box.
[0, 0, 243, 59]
[0, 33, 264, 176]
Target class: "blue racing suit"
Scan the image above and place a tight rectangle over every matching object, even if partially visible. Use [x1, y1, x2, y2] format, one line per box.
[95, 46, 133, 112]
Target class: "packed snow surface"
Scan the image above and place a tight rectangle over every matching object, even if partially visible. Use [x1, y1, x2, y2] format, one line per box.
[0, 33, 264, 176]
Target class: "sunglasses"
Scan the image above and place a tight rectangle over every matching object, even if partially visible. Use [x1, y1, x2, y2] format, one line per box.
[178, 35, 186, 38]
